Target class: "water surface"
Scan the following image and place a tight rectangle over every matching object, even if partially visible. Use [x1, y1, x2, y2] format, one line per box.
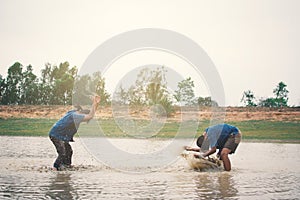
[0, 136, 299, 199]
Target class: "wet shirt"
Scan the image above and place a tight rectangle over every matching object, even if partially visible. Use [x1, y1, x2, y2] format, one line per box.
[205, 124, 239, 149]
[49, 110, 85, 142]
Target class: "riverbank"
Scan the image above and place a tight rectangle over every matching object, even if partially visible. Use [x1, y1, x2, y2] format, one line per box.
[0, 117, 299, 142]
[1, 105, 300, 121]
[0, 105, 299, 141]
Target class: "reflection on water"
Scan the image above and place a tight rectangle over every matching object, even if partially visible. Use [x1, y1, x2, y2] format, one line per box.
[46, 173, 78, 200]
[0, 136, 299, 199]
[194, 173, 238, 199]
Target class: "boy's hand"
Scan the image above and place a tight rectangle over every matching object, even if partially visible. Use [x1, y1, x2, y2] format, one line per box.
[184, 146, 192, 151]
[194, 152, 205, 159]
[94, 95, 101, 104]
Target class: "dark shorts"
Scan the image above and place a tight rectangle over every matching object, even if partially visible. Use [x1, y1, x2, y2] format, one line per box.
[50, 136, 73, 168]
[223, 132, 242, 154]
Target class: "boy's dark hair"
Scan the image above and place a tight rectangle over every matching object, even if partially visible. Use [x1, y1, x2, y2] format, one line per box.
[75, 105, 90, 114]
[196, 135, 204, 148]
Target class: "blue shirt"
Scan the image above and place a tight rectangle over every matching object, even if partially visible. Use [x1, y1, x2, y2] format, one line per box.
[49, 110, 85, 142]
[205, 124, 239, 149]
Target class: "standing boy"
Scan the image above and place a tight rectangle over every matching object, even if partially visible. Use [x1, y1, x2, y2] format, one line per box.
[49, 95, 100, 170]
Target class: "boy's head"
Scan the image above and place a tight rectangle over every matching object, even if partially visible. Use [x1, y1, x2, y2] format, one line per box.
[79, 109, 90, 114]
[196, 135, 204, 148]
[75, 105, 90, 114]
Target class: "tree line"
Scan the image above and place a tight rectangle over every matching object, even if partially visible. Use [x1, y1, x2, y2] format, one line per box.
[0, 62, 292, 115]
[0, 62, 113, 106]
[241, 81, 290, 107]
[0, 62, 216, 109]
[112, 67, 218, 116]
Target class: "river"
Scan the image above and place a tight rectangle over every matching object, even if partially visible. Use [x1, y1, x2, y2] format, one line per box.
[0, 136, 299, 199]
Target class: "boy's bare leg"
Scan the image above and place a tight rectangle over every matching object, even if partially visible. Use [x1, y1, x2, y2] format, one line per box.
[220, 148, 232, 171]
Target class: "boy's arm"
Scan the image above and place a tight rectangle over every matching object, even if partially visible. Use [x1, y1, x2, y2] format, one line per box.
[193, 146, 217, 159]
[82, 95, 101, 122]
[202, 146, 217, 157]
[184, 146, 200, 152]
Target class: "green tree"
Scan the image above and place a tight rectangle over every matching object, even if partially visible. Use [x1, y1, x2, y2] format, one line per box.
[258, 97, 276, 107]
[258, 81, 289, 108]
[39, 63, 54, 104]
[146, 82, 165, 105]
[145, 81, 174, 116]
[0, 74, 6, 103]
[1, 61, 79, 105]
[19, 65, 39, 104]
[116, 66, 174, 116]
[127, 85, 145, 106]
[273, 81, 289, 107]
[128, 67, 168, 106]
[73, 74, 92, 105]
[89, 72, 111, 106]
[2, 62, 23, 104]
[241, 90, 257, 107]
[73, 72, 110, 106]
[138, 67, 173, 116]
[113, 84, 129, 105]
[174, 77, 196, 105]
[51, 62, 77, 105]
[197, 96, 218, 107]
[123, 67, 165, 105]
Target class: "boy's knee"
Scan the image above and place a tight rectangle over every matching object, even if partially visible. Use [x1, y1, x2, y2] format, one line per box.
[220, 148, 231, 157]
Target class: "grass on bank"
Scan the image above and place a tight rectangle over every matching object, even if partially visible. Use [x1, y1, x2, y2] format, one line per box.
[0, 118, 299, 141]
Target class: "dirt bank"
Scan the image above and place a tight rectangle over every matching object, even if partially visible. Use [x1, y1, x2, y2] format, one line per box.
[1, 105, 299, 122]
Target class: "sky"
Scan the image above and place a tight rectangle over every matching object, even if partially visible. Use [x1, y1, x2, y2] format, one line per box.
[0, 0, 299, 106]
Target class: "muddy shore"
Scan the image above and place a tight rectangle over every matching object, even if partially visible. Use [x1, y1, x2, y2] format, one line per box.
[0, 105, 299, 122]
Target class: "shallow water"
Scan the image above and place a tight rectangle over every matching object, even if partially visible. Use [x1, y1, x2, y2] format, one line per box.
[0, 136, 299, 199]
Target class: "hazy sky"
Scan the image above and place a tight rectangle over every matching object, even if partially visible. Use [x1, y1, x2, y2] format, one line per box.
[1, 0, 299, 106]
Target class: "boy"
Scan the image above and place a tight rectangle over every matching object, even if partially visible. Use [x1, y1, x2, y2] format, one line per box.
[49, 95, 100, 170]
[185, 123, 241, 171]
